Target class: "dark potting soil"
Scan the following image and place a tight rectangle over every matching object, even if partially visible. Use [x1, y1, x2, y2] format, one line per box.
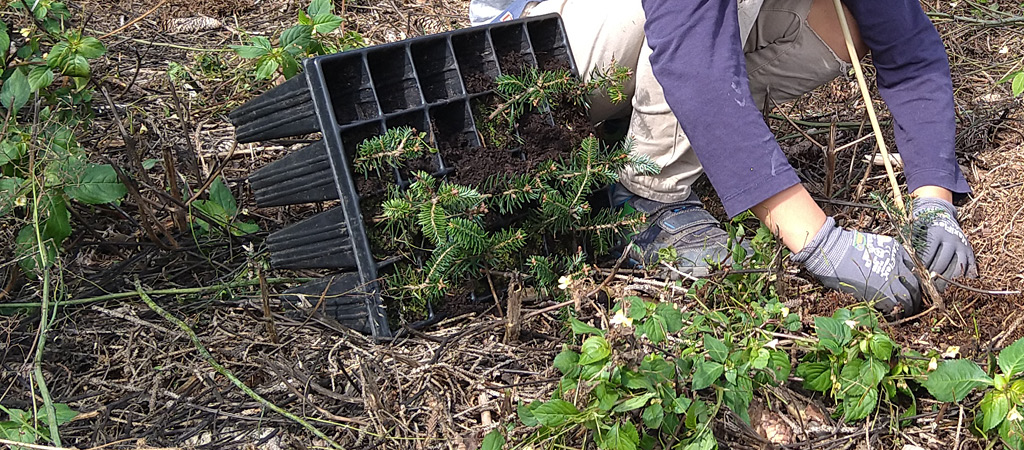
[498, 51, 528, 76]
[463, 70, 496, 94]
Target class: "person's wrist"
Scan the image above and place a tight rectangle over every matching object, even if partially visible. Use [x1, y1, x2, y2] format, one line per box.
[911, 185, 953, 202]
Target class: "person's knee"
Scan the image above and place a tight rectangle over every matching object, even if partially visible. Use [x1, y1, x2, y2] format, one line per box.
[806, 0, 868, 63]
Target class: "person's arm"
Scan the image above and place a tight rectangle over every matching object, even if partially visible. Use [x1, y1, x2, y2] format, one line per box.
[843, 0, 969, 198]
[641, 0, 803, 219]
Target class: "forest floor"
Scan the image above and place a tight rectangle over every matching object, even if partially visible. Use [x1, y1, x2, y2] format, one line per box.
[2, 0, 1023, 449]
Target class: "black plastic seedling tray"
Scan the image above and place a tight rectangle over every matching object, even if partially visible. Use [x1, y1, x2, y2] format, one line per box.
[230, 14, 577, 339]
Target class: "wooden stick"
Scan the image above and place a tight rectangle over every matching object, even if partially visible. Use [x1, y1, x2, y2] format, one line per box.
[831, 0, 904, 211]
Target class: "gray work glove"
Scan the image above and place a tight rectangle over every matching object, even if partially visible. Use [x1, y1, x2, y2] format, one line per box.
[791, 217, 921, 316]
[911, 197, 978, 292]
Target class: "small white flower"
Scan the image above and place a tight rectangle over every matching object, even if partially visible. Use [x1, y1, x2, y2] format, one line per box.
[14, 196, 27, 207]
[780, 307, 790, 317]
[557, 275, 571, 290]
[20, 27, 32, 37]
[844, 320, 857, 329]
[941, 346, 960, 359]
[928, 357, 938, 372]
[1000, 46, 1009, 54]
[610, 310, 633, 328]
[764, 339, 779, 350]
[1010, 408, 1023, 422]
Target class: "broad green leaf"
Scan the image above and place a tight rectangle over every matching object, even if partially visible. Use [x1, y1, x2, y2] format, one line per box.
[815, 317, 852, 348]
[598, 422, 639, 450]
[654, 302, 683, 332]
[65, 164, 128, 204]
[312, 13, 343, 34]
[704, 335, 728, 363]
[859, 358, 888, 389]
[553, 348, 579, 376]
[637, 315, 667, 343]
[627, 298, 648, 320]
[570, 317, 604, 336]
[0, 422, 36, 446]
[613, 392, 656, 413]
[76, 36, 106, 59]
[595, 382, 619, 411]
[838, 359, 868, 396]
[208, 177, 237, 215]
[43, 194, 71, 243]
[999, 336, 1024, 376]
[193, 199, 229, 224]
[62, 55, 90, 77]
[765, 350, 791, 384]
[532, 399, 579, 427]
[280, 25, 313, 53]
[38, 403, 78, 426]
[481, 429, 505, 450]
[27, 66, 54, 91]
[517, 401, 540, 427]
[0, 24, 9, 60]
[15, 225, 58, 272]
[671, 396, 692, 414]
[251, 36, 273, 50]
[579, 336, 611, 365]
[999, 415, 1024, 449]
[682, 427, 716, 450]
[923, 359, 993, 403]
[230, 44, 268, 59]
[1013, 72, 1024, 97]
[842, 388, 878, 422]
[642, 403, 664, 429]
[308, 0, 332, 17]
[869, 334, 895, 361]
[751, 348, 770, 370]
[796, 362, 831, 392]
[255, 57, 279, 79]
[692, 360, 724, 391]
[981, 391, 1010, 431]
[1, 68, 31, 112]
[724, 376, 753, 424]
[227, 220, 259, 236]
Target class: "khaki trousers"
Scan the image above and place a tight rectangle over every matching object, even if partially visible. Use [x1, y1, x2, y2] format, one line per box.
[526, 0, 849, 203]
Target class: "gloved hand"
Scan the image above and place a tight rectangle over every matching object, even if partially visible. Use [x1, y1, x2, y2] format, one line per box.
[791, 217, 921, 316]
[911, 197, 978, 291]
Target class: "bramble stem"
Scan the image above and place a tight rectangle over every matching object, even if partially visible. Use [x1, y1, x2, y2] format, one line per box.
[136, 282, 345, 450]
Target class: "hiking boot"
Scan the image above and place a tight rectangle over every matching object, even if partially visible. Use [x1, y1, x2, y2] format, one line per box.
[612, 184, 748, 277]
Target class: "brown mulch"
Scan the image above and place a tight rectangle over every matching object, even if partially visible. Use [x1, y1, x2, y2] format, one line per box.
[2, 0, 1024, 449]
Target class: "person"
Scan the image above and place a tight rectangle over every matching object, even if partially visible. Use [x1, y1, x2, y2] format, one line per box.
[469, 0, 978, 317]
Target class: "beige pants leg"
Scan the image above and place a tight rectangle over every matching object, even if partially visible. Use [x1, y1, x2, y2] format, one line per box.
[527, 0, 848, 203]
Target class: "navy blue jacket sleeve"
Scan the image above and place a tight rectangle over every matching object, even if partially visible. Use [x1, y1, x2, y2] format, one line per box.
[641, 0, 967, 218]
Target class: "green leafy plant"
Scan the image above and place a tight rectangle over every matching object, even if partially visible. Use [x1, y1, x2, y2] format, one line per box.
[794, 307, 920, 422]
[923, 336, 1024, 449]
[999, 69, 1024, 97]
[190, 177, 259, 236]
[229, 0, 364, 80]
[0, 403, 78, 449]
[505, 293, 798, 450]
[1, 3, 130, 274]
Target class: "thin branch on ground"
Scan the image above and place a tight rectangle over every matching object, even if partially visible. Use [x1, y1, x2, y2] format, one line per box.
[136, 281, 345, 450]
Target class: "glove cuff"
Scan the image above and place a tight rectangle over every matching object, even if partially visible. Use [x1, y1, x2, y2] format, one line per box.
[790, 216, 848, 273]
[911, 197, 957, 220]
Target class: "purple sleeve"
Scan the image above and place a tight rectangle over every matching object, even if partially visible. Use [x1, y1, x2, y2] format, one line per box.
[642, 0, 801, 217]
[641, 0, 967, 218]
[843, 0, 969, 197]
